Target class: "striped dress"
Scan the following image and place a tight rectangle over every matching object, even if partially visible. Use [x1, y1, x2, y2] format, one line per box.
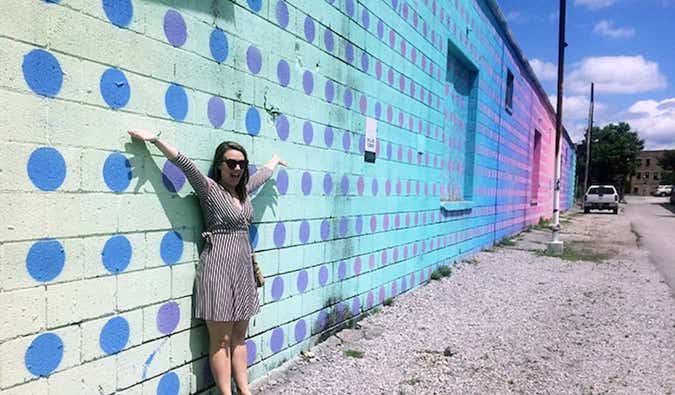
[171, 152, 272, 322]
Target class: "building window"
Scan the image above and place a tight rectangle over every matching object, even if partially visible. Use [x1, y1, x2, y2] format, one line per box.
[505, 70, 514, 113]
[531, 130, 542, 202]
[442, 39, 478, 205]
[646, 158, 651, 166]
[645, 172, 650, 181]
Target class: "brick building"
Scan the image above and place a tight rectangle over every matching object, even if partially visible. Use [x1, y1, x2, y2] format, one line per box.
[629, 150, 668, 195]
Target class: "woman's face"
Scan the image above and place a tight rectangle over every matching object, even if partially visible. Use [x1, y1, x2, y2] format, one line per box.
[219, 149, 246, 189]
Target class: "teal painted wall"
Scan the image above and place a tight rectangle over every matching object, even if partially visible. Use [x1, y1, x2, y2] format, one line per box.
[0, 0, 575, 393]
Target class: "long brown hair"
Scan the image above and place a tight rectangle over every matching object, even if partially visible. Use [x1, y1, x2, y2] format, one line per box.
[210, 141, 249, 202]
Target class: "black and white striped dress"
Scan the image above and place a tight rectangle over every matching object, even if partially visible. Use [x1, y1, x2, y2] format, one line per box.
[171, 152, 272, 322]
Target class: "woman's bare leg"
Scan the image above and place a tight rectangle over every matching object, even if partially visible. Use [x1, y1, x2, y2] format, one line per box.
[206, 321, 234, 395]
[230, 319, 251, 395]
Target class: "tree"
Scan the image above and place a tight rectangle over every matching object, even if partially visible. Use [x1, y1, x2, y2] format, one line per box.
[575, 122, 644, 198]
[657, 150, 675, 184]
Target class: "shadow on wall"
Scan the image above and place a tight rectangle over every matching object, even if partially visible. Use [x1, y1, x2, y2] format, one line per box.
[143, 0, 236, 20]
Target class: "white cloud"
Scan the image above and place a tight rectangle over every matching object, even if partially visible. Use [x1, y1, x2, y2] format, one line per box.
[530, 58, 557, 82]
[625, 98, 675, 149]
[567, 56, 667, 95]
[548, 95, 609, 142]
[574, 0, 617, 9]
[593, 20, 635, 38]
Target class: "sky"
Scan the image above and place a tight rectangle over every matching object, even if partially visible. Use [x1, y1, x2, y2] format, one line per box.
[497, 0, 675, 149]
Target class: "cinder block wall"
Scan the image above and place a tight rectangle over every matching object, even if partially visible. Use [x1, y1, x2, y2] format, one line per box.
[0, 0, 575, 393]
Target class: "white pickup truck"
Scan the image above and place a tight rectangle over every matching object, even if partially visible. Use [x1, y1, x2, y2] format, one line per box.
[583, 185, 619, 214]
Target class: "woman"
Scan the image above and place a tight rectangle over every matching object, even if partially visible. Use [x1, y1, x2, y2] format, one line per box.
[128, 129, 286, 395]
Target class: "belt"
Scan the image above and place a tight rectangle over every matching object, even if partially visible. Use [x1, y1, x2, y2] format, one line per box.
[201, 229, 247, 243]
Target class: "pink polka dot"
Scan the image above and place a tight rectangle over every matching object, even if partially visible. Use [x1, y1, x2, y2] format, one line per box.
[397, 145, 402, 161]
[404, 245, 409, 259]
[388, 68, 394, 85]
[370, 215, 377, 232]
[398, 74, 405, 91]
[406, 180, 411, 195]
[383, 214, 389, 230]
[398, 111, 404, 126]
[354, 256, 362, 275]
[414, 212, 419, 225]
[359, 95, 367, 114]
[393, 247, 399, 262]
[396, 179, 402, 195]
[391, 281, 398, 296]
[413, 243, 418, 255]
[357, 176, 364, 195]
[405, 213, 410, 227]
[379, 286, 385, 302]
[369, 254, 375, 270]
[385, 179, 391, 195]
[389, 30, 396, 47]
[387, 105, 393, 122]
[367, 291, 374, 308]
[375, 60, 382, 79]
[381, 249, 387, 265]
[400, 40, 407, 56]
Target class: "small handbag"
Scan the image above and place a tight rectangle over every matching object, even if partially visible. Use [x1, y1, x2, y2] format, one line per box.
[251, 252, 264, 288]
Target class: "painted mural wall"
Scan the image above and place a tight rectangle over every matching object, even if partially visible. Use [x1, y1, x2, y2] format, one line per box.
[0, 0, 576, 394]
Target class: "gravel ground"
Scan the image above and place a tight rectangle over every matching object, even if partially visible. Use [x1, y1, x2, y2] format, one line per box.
[252, 209, 675, 395]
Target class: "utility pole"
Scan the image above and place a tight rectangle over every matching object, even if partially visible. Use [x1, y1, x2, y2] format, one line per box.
[582, 82, 595, 196]
[547, 0, 567, 255]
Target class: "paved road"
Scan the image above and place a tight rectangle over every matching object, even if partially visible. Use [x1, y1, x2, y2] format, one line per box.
[623, 195, 675, 296]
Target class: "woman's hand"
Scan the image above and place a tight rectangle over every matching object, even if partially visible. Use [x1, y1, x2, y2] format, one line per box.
[271, 154, 288, 168]
[128, 129, 158, 143]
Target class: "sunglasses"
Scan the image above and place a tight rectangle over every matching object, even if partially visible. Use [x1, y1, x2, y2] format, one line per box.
[222, 159, 248, 170]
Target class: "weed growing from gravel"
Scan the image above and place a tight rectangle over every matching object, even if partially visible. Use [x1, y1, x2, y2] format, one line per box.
[498, 237, 516, 246]
[344, 349, 364, 358]
[537, 243, 610, 262]
[383, 297, 394, 306]
[430, 265, 452, 280]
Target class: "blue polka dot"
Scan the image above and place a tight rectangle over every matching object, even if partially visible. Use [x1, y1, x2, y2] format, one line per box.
[22, 49, 63, 97]
[102, 0, 133, 27]
[101, 235, 132, 273]
[247, 0, 263, 12]
[246, 107, 261, 136]
[165, 84, 188, 121]
[209, 28, 229, 63]
[103, 152, 131, 192]
[99, 316, 130, 355]
[157, 371, 180, 395]
[273, 222, 286, 247]
[99, 68, 130, 109]
[27, 147, 66, 191]
[24, 333, 63, 377]
[249, 224, 259, 248]
[26, 239, 65, 282]
[160, 231, 183, 265]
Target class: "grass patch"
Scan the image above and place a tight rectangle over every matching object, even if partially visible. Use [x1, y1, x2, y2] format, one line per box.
[383, 297, 394, 306]
[537, 243, 610, 262]
[533, 217, 552, 230]
[404, 376, 421, 385]
[498, 237, 517, 247]
[430, 265, 452, 280]
[344, 349, 364, 358]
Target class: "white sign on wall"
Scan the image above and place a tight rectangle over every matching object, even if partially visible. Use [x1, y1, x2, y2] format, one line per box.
[364, 117, 377, 163]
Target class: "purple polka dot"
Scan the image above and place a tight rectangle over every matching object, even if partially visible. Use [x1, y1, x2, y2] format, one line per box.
[343, 89, 353, 108]
[275, 114, 289, 141]
[367, 291, 374, 308]
[294, 320, 307, 343]
[339, 217, 349, 236]
[370, 215, 377, 232]
[393, 246, 398, 261]
[303, 121, 313, 144]
[345, 0, 355, 16]
[388, 68, 394, 85]
[157, 301, 180, 334]
[276, 169, 288, 195]
[162, 160, 186, 192]
[301, 171, 312, 195]
[324, 29, 335, 52]
[401, 276, 407, 291]
[323, 173, 333, 195]
[356, 176, 364, 195]
[345, 42, 354, 64]
[374, 102, 382, 119]
[340, 175, 349, 195]
[324, 126, 334, 147]
[395, 214, 400, 228]
[361, 9, 370, 28]
[391, 281, 398, 296]
[371, 178, 379, 195]
[389, 30, 396, 47]
[324, 80, 335, 103]
[207, 96, 226, 128]
[376, 60, 382, 79]
[247, 45, 262, 74]
[360, 53, 369, 72]
[342, 131, 351, 151]
[355, 215, 363, 234]
[304, 16, 316, 42]
[320, 219, 330, 240]
[273, 222, 286, 247]
[317, 309, 328, 330]
[359, 95, 367, 114]
[377, 20, 384, 38]
[299, 220, 310, 243]
[353, 256, 362, 274]
[379, 286, 385, 302]
[338, 261, 347, 280]
[385, 179, 391, 195]
[392, 0, 399, 8]
[383, 214, 389, 230]
[358, 135, 365, 154]
[396, 180, 402, 195]
[302, 70, 314, 95]
[351, 297, 361, 315]
[381, 249, 388, 265]
[297, 270, 309, 292]
[164, 10, 187, 47]
[319, 265, 329, 286]
[276, 0, 289, 28]
[246, 339, 256, 366]
[277, 60, 290, 87]
[270, 327, 284, 353]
